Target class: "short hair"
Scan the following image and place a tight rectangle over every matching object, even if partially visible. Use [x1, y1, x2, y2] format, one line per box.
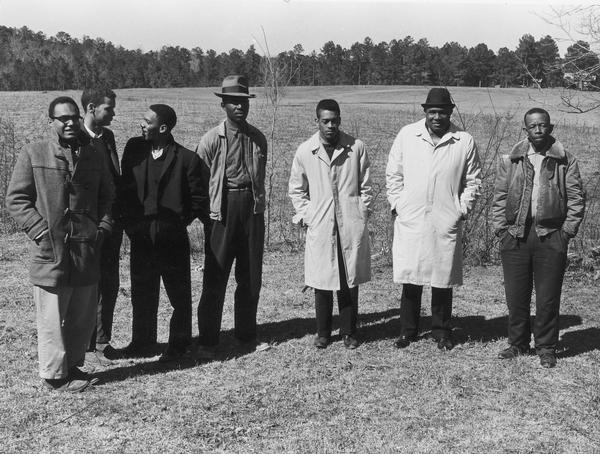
[316, 99, 341, 117]
[48, 96, 80, 118]
[149, 104, 177, 131]
[524, 107, 551, 124]
[81, 87, 116, 112]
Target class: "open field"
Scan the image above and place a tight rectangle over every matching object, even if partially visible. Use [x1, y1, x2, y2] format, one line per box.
[1, 86, 600, 452]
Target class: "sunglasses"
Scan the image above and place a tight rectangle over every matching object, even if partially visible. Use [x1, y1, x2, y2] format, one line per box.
[51, 115, 81, 124]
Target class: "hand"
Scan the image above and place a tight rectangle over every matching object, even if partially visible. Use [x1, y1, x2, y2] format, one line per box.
[96, 228, 106, 247]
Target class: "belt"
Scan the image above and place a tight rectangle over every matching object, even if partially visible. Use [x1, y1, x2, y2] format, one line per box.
[226, 187, 252, 192]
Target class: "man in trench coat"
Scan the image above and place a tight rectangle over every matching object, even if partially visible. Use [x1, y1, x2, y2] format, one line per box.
[289, 99, 372, 349]
[386, 88, 481, 351]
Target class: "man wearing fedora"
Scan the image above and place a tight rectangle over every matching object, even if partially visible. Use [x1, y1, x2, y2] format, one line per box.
[386, 87, 481, 351]
[196, 75, 268, 357]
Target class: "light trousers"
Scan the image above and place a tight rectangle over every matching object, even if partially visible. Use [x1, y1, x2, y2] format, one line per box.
[34, 284, 97, 379]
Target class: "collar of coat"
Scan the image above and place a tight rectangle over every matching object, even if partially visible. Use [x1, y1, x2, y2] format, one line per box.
[308, 130, 354, 154]
[216, 119, 260, 139]
[414, 118, 462, 145]
[509, 136, 564, 161]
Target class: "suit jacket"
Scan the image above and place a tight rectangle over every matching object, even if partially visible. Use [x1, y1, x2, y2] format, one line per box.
[82, 126, 121, 221]
[120, 135, 208, 235]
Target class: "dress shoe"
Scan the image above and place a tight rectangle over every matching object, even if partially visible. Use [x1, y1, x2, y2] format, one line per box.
[159, 346, 188, 363]
[195, 344, 217, 361]
[498, 345, 529, 360]
[343, 335, 359, 350]
[234, 337, 271, 353]
[119, 342, 158, 358]
[43, 377, 91, 393]
[69, 367, 100, 385]
[313, 336, 330, 349]
[539, 352, 557, 368]
[394, 335, 418, 349]
[437, 337, 454, 351]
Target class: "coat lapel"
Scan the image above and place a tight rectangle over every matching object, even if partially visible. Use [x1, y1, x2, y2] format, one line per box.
[158, 144, 176, 186]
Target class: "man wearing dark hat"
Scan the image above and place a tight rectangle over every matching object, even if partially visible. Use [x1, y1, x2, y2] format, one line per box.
[120, 104, 206, 362]
[289, 99, 372, 349]
[196, 75, 268, 357]
[386, 88, 481, 351]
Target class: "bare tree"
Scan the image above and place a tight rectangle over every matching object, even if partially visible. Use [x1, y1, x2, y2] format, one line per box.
[540, 5, 600, 112]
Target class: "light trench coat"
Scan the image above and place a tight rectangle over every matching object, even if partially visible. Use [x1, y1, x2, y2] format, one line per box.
[289, 131, 373, 290]
[386, 118, 481, 288]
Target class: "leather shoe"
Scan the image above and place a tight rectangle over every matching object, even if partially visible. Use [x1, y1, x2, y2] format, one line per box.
[498, 345, 529, 359]
[68, 367, 100, 385]
[394, 335, 418, 349]
[437, 337, 454, 351]
[313, 336, 330, 349]
[343, 335, 359, 350]
[43, 377, 91, 393]
[539, 352, 557, 368]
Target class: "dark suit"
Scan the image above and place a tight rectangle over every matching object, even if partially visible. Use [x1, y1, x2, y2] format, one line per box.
[120, 135, 206, 351]
[85, 126, 123, 349]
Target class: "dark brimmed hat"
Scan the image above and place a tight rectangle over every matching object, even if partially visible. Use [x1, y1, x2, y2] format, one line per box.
[215, 75, 256, 98]
[421, 87, 455, 109]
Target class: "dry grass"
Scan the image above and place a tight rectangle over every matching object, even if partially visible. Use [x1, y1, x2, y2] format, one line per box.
[1, 86, 599, 453]
[1, 233, 599, 453]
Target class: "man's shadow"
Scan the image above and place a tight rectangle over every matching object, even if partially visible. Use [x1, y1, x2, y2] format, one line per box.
[93, 308, 402, 385]
[93, 311, 592, 385]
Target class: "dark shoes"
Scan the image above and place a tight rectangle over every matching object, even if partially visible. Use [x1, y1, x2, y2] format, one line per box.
[343, 335, 359, 350]
[314, 336, 330, 349]
[234, 337, 271, 353]
[436, 336, 454, 351]
[498, 345, 529, 360]
[394, 335, 418, 349]
[539, 352, 557, 369]
[119, 342, 159, 358]
[159, 345, 190, 363]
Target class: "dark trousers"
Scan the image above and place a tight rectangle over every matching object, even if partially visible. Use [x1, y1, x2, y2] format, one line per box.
[500, 227, 567, 354]
[89, 227, 122, 348]
[197, 191, 264, 347]
[314, 229, 359, 338]
[129, 225, 192, 349]
[400, 284, 452, 339]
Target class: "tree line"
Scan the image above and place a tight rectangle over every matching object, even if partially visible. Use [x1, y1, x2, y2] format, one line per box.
[0, 25, 597, 91]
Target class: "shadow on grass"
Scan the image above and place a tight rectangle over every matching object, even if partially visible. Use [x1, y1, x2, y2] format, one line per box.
[91, 312, 588, 386]
[558, 326, 600, 358]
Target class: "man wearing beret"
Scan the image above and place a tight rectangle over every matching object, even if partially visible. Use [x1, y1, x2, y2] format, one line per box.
[120, 104, 206, 362]
[386, 87, 481, 351]
[196, 75, 268, 358]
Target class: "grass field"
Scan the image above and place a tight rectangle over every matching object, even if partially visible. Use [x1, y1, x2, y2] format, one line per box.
[1, 86, 599, 453]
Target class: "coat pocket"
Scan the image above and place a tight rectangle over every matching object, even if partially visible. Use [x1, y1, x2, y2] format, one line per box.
[65, 211, 101, 284]
[31, 231, 56, 263]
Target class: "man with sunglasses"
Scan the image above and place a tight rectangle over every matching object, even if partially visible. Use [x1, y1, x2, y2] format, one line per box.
[6, 96, 114, 392]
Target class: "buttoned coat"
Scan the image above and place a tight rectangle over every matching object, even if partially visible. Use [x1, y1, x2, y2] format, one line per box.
[120, 135, 207, 233]
[386, 118, 481, 288]
[289, 131, 372, 290]
[6, 136, 114, 287]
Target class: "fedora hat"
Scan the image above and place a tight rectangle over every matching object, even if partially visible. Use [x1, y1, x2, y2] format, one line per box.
[421, 87, 455, 108]
[215, 75, 256, 98]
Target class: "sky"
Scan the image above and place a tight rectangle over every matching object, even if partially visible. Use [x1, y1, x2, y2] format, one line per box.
[0, 0, 591, 56]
